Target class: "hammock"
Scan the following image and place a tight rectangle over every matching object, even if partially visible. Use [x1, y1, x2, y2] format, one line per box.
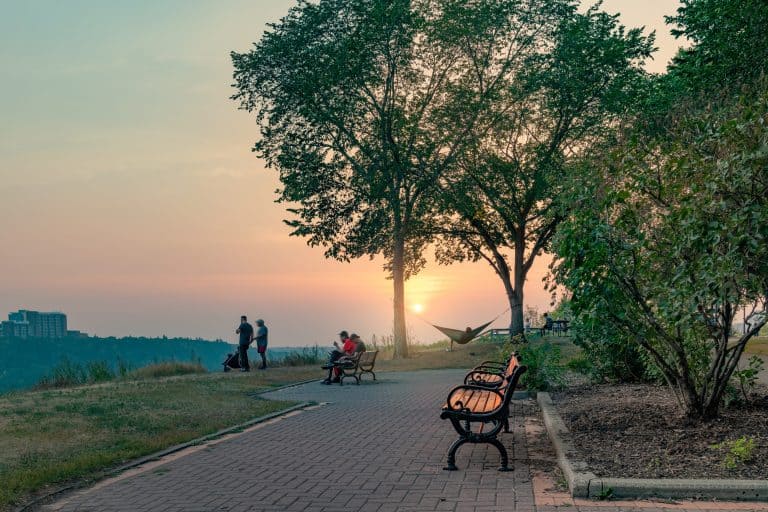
[432, 320, 496, 345]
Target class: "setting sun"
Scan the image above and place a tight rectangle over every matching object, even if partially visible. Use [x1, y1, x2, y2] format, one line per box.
[412, 303, 424, 314]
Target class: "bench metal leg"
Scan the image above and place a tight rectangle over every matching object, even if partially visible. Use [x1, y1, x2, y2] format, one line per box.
[443, 437, 469, 471]
[488, 437, 511, 471]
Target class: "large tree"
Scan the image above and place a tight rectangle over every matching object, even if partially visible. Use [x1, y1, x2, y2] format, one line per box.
[434, 5, 653, 335]
[231, 0, 569, 356]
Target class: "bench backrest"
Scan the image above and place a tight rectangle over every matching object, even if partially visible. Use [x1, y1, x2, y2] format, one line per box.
[359, 350, 378, 366]
[500, 363, 527, 408]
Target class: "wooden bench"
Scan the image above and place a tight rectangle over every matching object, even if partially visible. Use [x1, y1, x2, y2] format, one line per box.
[440, 355, 526, 471]
[465, 353, 521, 389]
[335, 350, 378, 385]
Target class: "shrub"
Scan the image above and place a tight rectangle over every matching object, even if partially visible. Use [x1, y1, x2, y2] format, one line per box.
[35, 359, 87, 389]
[569, 315, 648, 383]
[86, 361, 115, 383]
[271, 346, 325, 367]
[500, 337, 565, 391]
[711, 436, 756, 469]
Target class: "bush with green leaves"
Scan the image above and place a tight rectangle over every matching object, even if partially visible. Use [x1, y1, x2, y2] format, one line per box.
[552, 81, 768, 419]
[500, 337, 565, 392]
[711, 436, 757, 470]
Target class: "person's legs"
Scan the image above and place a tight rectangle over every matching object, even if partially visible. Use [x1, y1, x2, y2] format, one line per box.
[259, 350, 267, 369]
[238, 344, 250, 371]
[322, 350, 342, 383]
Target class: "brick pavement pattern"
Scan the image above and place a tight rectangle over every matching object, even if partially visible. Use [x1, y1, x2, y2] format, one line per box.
[48, 370, 532, 512]
[46, 370, 768, 512]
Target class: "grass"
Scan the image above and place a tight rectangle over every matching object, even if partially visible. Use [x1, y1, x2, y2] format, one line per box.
[746, 336, 768, 356]
[0, 366, 318, 511]
[127, 361, 207, 379]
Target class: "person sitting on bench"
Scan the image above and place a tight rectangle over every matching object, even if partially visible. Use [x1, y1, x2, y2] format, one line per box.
[541, 312, 554, 334]
[322, 331, 355, 384]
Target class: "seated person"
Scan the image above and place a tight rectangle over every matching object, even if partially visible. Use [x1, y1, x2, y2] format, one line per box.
[322, 330, 356, 384]
[541, 312, 554, 334]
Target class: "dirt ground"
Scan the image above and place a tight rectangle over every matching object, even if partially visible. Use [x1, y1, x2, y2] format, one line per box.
[552, 383, 768, 479]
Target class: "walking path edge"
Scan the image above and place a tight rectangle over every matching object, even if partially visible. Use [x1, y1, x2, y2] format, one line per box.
[17, 399, 314, 512]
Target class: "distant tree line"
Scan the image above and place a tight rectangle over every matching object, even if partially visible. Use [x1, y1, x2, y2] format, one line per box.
[0, 336, 233, 393]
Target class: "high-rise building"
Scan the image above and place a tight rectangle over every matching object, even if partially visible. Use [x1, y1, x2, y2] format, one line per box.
[0, 319, 29, 338]
[3, 310, 67, 338]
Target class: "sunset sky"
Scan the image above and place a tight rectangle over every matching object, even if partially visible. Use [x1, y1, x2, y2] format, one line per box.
[1, 0, 683, 346]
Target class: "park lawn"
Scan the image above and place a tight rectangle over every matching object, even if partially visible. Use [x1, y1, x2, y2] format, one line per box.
[746, 336, 768, 356]
[0, 367, 318, 511]
[374, 340, 501, 372]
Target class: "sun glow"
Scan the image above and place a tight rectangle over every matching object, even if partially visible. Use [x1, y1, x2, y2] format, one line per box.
[412, 303, 424, 314]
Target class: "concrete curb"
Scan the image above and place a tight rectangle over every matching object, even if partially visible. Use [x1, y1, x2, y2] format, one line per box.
[537, 392, 768, 501]
[537, 392, 596, 497]
[17, 400, 314, 512]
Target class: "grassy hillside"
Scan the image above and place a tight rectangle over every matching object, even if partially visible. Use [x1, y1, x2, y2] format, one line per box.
[0, 337, 323, 393]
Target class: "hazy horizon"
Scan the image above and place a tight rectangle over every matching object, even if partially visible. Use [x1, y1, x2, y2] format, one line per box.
[1, 0, 683, 346]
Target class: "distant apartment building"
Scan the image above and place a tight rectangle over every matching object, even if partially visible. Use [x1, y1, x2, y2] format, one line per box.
[0, 319, 29, 338]
[1, 310, 67, 339]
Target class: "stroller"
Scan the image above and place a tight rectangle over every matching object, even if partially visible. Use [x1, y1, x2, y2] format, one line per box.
[222, 351, 242, 372]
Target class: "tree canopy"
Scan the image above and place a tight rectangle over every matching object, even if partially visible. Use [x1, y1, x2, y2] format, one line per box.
[232, 0, 571, 357]
[434, 4, 653, 334]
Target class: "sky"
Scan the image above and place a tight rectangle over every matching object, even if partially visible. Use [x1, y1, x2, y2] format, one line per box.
[0, 0, 684, 346]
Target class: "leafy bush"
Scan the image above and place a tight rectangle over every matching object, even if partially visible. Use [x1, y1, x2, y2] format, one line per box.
[731, 355, 764, 402]
[86, 361, 115, 383]
[35, 359, 88, 389]
[500, 338, 565, 391]
[569, 317, 648, 383]
[35, 359, 118, 389]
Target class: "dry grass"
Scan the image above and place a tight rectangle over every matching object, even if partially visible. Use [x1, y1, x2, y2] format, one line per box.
[746, 336, 768, 356]
[0, 367, 319, 511]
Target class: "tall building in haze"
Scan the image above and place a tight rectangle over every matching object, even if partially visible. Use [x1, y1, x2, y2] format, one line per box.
[0, 310, 67, 339]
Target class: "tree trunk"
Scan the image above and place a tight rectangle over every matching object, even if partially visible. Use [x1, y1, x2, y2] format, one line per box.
[510, 236, 526, 336]
[392, 233, 409, 359]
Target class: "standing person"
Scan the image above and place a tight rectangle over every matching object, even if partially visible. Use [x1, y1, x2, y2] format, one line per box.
[255, 319, 268, 370]
[236, 315, 254, 372]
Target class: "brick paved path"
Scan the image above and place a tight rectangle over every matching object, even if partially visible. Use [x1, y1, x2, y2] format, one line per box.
[48, 370, 532, 512]
[46, 370, 768, 512]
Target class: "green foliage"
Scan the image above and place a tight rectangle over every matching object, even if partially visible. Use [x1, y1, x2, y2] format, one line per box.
[271, 346, 324, 367]
[564, 354, 591, 375]
[35, 359, 90, 389]
[732, 355, 764, 402]
[552, 78, 768, 419]
[569, 316, 648, 383]
[0, 336, 259, 393]
[710, 436, 757, 470]
[500, 338, 564, 391]
[596, 487, 614, 501]
[433, 2, 654, 334]
[667, 0, 768, 94]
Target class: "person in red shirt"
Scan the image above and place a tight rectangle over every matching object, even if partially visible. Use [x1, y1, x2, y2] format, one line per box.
[322, 330, 355, 384]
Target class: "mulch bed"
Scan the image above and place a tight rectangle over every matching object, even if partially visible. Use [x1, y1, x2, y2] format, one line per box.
[551, 383, 768, 479]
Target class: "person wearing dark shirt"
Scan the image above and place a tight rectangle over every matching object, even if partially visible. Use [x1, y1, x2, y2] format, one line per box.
[236, 315, 254, 372]
[255, 319, 268, 370]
